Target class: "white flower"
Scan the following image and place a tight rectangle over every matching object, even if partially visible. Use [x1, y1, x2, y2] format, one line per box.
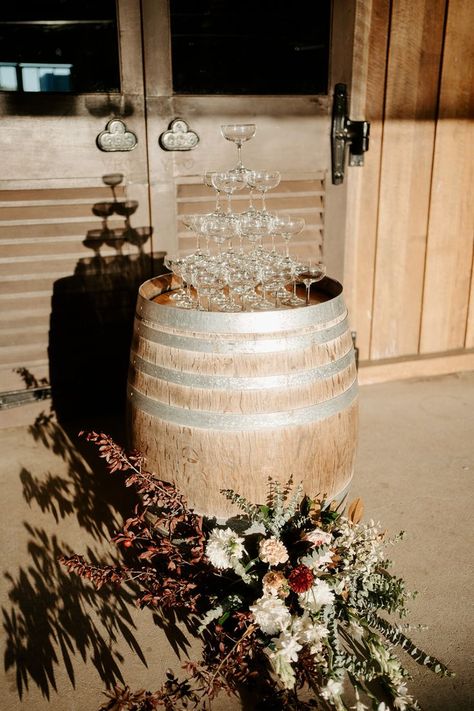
[321, 678, 344, 700]
[301, 549, 334, 572]
[305, 528, 332, 547]
[259, 537, 289, 565]
[206, 527, 245, 570]
[293, 614, 329, 654]
[267, 628, 302, 690]
[271, 628, 302, 663]
[299, 579, 335, 612]
[377, 704, 389, 711]
[249, 594, 291, 635]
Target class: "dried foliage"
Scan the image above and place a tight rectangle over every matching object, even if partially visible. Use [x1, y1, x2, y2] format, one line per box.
[60, 433, 453, 711]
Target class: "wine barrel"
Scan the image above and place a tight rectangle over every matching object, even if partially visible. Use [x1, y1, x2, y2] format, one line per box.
[127, 274, 358, 518]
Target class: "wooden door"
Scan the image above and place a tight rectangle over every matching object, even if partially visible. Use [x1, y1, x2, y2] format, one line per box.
[0, 0, 359, 417]
[0, 1, 152, 409]
[344, 0, 474, 383]
[141, 0, 356, 280]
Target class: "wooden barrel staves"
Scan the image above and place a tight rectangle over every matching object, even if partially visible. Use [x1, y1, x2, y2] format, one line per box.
[127, 274, 358, 519]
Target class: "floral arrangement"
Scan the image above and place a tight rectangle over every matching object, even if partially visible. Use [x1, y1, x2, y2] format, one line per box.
[60, 433, 452, 710]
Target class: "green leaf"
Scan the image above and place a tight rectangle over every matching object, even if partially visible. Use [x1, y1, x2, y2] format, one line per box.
[217, 610, 231, 625]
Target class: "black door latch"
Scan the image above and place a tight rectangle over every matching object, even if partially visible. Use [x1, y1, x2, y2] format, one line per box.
[331, 83, 370, 185]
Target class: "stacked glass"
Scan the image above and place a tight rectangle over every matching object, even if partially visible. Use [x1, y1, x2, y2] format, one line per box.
[165, 124, 326, 311]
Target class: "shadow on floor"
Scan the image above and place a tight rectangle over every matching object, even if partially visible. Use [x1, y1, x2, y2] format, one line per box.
[2, 525, 143, 700]
[1, 413, 152, 701]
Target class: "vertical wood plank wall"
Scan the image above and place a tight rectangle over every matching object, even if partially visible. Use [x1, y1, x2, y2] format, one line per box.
[346, 0, 474, 372]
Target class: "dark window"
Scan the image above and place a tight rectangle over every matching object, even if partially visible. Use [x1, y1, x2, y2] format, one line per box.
[170, 0, 331, 95]
[0, 1, 120, 93]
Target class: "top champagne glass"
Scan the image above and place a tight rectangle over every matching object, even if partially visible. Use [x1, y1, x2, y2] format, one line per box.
[220, 123, 256, 174]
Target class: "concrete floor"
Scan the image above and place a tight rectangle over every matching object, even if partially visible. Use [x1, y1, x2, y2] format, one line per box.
[0, 372, 473, 710]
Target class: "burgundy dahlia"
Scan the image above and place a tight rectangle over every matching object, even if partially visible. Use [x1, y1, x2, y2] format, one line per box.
[288, 564, 314, 593]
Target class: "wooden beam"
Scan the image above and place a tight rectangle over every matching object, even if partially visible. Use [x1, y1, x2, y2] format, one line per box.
[358, 349, 474, 385]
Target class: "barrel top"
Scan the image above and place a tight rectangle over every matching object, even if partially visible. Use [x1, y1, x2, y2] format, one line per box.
[137, 273, 346, 334]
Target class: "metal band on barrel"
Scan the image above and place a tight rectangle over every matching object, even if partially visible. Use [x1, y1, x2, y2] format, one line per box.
[134, 316, 350, 354]
[131, 347, 355, 390]
[137, 276, 346, 333]
[128, 377, 358, 430]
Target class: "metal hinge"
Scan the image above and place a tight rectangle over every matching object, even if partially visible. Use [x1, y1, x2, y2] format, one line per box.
[331, 83, 370, 185]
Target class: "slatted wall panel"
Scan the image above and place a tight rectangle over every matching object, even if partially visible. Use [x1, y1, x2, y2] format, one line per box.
[419, 0, 474, 353]
[176, 176, 325, 259]
[346, 0, 474, 376]
[0, 186, 127, 391]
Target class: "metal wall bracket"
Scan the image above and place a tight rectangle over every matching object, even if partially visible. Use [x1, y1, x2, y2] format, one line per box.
[96, 119, 138, 152]
[159, 118, 199, 151]
[331, 83, 370, 185]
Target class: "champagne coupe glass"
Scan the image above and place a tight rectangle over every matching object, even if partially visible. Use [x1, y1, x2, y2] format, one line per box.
[180, 214, 208, 256]
[204, 214, 239, 256]
[211, 172, 246, 214]
[239, 213, 272, 253]
[164, 253, 182, 301]
[298, 259, 327, 306]
[164, 254, 194, 308]
[283, 256, 307, 307]
[247, 170, 281, 216]
[220, 123, 256, 173]
[254, 262, 278, 310]
[204, 171, 224, 215]
[190, 267, 211, 311]
[268, 258, 293, 309]
[272, 215, 305, 259]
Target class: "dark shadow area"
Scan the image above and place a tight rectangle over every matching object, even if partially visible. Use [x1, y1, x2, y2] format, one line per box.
[2, 412, 145, 700]
[2, 411, 195, 702]
[48, 176, 165, 426]
[2, 524, 144, 700]
[25, 411, 133, 539]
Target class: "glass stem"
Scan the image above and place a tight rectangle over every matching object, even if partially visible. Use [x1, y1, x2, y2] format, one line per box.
[227, 194, 232, 214]
[261, 191, 267, 213]
[237, 142, 243, 169]
[306, 285, 311, 306]
[249, 189, 255, 210]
